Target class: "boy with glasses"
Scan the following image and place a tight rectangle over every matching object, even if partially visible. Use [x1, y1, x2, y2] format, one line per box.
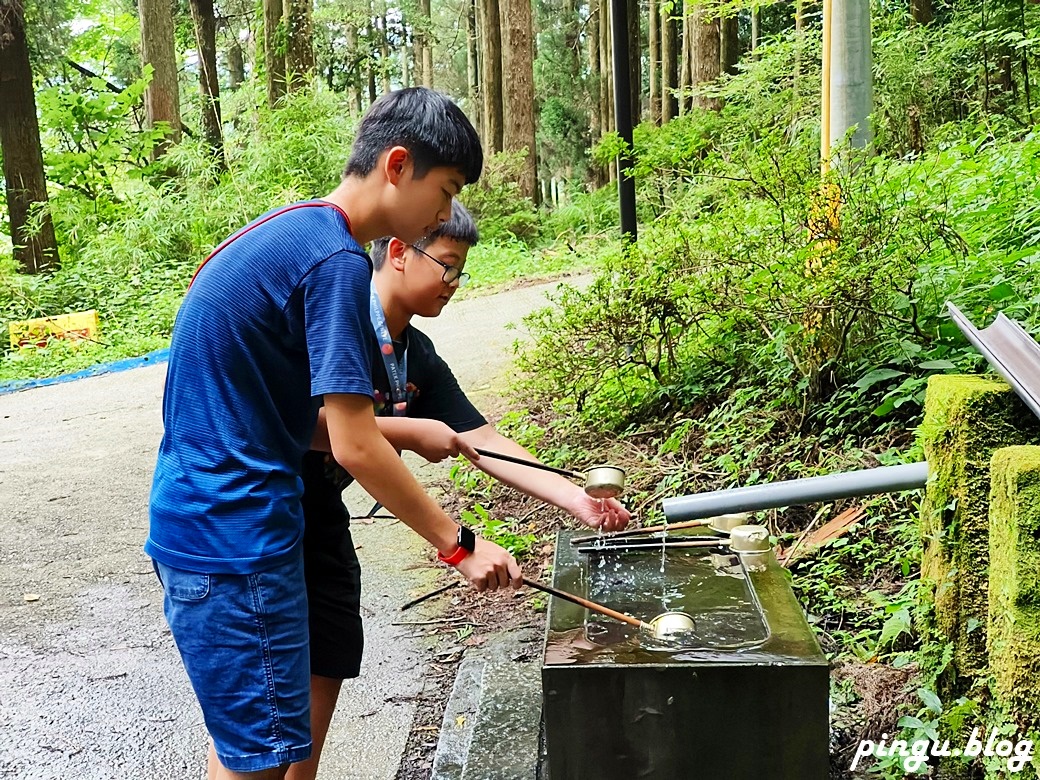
[148, 88, 523, 780]
[296, 200, 631, 780]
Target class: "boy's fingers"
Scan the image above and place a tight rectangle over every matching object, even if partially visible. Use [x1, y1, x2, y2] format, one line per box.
[458, 440, 480, 462]
[508, 561, 523, 587]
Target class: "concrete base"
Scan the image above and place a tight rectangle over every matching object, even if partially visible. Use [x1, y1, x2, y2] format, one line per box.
[432, 628, 543, 780]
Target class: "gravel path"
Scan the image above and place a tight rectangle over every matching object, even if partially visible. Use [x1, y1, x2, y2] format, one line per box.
[0, 275, 580, 780]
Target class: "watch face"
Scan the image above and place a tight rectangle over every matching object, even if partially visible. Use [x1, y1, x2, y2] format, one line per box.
[459, 525, 476, 553]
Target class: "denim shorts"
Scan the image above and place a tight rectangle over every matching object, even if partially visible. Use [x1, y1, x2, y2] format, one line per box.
[154, 554, 313, 773]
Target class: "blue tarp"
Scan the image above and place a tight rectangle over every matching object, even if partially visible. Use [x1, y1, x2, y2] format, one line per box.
[0, 349, 170, 395]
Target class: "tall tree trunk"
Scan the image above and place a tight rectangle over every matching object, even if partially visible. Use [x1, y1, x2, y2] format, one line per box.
[264, 0, 286, 106]
[600, 0, 613, 137]
[793, 0, 804, 98]
[502, 0, 537, 200]
[466, 0, 480, 133]
[602, 0, 614, 181]
[283, 0, 314, 89]
[661, 1, 678, 120]
[480, 0, 504, 152]
[0, 2, 60, 274]
[720, 14, 738, 75]
[679, 0, 692, 114]
[691, 4, 721, 111]
[750, 7, 760, 52]
[189, 0, 225, 169]
[421, 0, 434, 86]
[589, 1, 601, 141]
[228, 39, 245, 89]
[627, 0, 641, 126]
[911, 0, 933, 24]
[401, 29, 411, 87]
[475, 0, 488, 136]
[367, 11, 377, 105]
[379, 9, 391, 94]
[139, 0, 182, 156]
[345, 26, 361, 115]
[649, 0, 660, 124]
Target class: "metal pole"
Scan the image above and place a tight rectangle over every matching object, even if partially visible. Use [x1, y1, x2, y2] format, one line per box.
[820, 0, 833, 174]
[828, 0, 873, 158]
[662, 462, 929, 522]
[610, 0, 637, 242]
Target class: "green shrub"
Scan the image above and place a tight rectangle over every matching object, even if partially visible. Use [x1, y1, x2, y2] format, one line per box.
[457, 150, 540, 242]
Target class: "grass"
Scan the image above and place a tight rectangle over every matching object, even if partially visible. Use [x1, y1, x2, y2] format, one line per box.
[461, 233, 616, 293]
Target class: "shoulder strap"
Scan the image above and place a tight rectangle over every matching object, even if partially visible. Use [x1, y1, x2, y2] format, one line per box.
[189, 201, 352, 288]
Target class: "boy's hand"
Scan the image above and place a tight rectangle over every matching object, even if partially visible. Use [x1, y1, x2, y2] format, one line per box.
[454, 538, 523, 592]
[403, 419, 480, 463]
[566, 488, 631, 533]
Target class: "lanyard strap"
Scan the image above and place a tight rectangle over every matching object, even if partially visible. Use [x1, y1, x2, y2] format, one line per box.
[189, 201, 353, 288]
[368, 281, 409, 416]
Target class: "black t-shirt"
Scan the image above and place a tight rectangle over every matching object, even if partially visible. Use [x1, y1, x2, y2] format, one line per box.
[301, 324, 487, 522]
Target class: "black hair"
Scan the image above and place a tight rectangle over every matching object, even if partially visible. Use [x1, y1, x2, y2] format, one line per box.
[343, 88, 483, 185]
[370, 200, 480, 270]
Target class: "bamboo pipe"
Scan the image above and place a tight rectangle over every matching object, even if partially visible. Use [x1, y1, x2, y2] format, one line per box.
[570, 518, 713, 546]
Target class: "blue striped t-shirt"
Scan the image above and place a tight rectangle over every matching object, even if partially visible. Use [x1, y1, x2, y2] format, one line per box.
[146, 202, 373, 574]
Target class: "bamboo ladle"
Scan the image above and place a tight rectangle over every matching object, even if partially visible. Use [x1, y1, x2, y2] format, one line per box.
[523, 577, 697, 639]
[523, 577, 649, 630]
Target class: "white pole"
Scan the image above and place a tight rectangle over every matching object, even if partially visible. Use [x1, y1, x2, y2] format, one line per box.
[829, 0, 873, 157]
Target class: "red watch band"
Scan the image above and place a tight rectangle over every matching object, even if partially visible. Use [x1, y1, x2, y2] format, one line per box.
[438, 545, 470, 566]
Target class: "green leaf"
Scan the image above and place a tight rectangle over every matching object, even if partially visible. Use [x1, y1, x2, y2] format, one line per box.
[989, 282, 1016, 300]
[917, 688, 942, 714]
[918, 359, 956, 370]
[854, 368, 905, 391]
[898, 715, 926, 730]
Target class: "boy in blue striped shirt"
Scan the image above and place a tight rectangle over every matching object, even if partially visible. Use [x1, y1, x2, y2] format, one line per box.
[148, 88, 521, 780]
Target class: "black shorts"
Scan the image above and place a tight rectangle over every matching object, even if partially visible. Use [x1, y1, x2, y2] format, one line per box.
[303, 510, 363, 679]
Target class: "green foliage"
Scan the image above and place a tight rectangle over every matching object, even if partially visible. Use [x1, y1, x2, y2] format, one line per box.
[1, 85, 356, 379]
[538, 183, 620, 241]
[457, 150, 540, 243]
[538, 96, 590, 182]
[462, 231, 614, 291]
[459, 504, 539, 559]
[36, 69, 165, 209]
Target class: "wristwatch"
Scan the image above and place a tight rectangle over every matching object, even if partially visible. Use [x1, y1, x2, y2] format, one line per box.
[438, 525, 477, 566]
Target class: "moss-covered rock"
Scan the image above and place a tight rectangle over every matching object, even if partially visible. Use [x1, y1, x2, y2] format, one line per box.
[989, 445, 1040, 725]
[918, 375, 1040, 697]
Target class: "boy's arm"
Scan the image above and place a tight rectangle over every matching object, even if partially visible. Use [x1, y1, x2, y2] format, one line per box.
[313, 410, 479, 463]
[324, 393, 522, 591]
[458, 425, 631, 533]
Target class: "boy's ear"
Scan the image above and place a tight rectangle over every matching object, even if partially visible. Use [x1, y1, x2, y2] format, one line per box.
[386, 237, 409, 270]
[383, 146, 411, 185]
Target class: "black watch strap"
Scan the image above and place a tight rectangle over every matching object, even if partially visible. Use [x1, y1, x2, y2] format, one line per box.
[458, 524, 476, 553]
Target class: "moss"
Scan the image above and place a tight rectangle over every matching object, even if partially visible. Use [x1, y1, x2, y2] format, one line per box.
[918, 376, 1040, 696]
[989, 446, 1040, 723]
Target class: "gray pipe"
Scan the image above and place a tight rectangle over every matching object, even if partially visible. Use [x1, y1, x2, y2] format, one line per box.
[662, 462, 929, 522]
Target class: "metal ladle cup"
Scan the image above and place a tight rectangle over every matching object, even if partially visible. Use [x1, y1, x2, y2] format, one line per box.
[583, 465, 626, 499]
[645, 611, 696, 639]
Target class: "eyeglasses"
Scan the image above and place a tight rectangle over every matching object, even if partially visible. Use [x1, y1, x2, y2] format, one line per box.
[410, 244, 471, 288]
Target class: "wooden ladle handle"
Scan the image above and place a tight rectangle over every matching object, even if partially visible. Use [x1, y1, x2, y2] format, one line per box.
[523, 577, 648, 629]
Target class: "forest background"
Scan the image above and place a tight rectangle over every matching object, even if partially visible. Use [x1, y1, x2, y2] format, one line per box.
[3, 0, 1040, 773]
